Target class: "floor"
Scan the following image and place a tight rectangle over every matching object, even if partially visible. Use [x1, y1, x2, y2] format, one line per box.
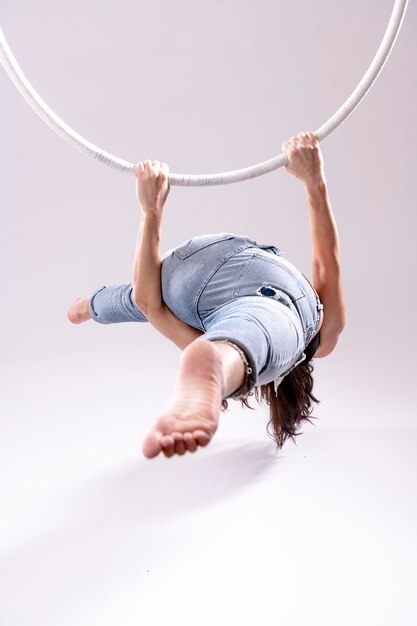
[1, 349, 416, 626]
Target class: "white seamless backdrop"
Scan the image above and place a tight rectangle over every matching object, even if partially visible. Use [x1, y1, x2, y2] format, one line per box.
[1, 2, 416, 625]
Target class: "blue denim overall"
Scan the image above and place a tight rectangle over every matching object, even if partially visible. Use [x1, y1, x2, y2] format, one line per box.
[88, 233, 323, 399]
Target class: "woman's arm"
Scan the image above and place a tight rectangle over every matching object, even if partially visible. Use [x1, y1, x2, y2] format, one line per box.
[282, 132, 346, 356]
[131, 211, 163, 314]
[132, 160, 204, 351]
[305, 176, 346, 333]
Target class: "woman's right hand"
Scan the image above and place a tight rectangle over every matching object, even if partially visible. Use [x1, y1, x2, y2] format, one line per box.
[281, 132, 325, 186]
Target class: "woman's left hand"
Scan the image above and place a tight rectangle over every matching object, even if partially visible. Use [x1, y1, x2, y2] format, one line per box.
[135, 160, 170, 216]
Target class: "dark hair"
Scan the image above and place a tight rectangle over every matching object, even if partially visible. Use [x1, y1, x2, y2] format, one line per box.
[221, 357, 320, 450]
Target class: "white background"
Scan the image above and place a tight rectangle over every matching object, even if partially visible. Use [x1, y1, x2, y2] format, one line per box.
[1, 1, 416, 624]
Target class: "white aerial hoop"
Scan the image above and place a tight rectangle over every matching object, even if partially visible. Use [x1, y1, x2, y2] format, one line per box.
[0, 0, 409, 186]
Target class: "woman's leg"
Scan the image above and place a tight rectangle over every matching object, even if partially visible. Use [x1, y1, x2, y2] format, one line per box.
[142, 296, 305, 459]
[142, 338, 246, 458]
[67, 282, 148, 325]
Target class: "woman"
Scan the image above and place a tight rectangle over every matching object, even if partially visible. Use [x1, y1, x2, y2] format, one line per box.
[68, 131, 346, 459]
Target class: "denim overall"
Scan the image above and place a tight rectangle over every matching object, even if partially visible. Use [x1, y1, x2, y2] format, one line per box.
[88, 233, 324, 399]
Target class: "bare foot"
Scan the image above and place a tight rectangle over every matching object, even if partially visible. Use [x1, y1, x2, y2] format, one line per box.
[67, 297, 92, 324]
[142, 339, 225, 459]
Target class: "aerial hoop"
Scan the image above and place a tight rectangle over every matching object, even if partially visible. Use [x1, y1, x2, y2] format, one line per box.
[0, 0, 409, 186]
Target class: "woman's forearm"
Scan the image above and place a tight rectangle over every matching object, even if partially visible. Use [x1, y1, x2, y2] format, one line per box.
[305, 176, 342, 281]
[305, 175, 346, 331]
[131, 213, 163, 314]
[131, 209, 205, 350]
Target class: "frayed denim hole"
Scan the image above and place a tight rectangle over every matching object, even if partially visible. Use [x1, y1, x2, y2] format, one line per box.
[256, 284, 298, 312]
[256, 284, 282, 301]
[258, 286, 278, 298]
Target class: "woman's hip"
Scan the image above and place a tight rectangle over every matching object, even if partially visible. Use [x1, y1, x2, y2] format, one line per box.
[160, 232, 278, 329]
[198, 248, 322, 343]
[160, 232, 321, 342]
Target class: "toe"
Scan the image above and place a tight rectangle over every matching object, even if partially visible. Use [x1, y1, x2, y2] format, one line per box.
[175, 441, 187, 455]
[142, 429, 164, 458]
[183, 432, 198, 453]
[161, 435, 175, 457]
[171, 432, 187, 455]
[193, 429, 212, 447]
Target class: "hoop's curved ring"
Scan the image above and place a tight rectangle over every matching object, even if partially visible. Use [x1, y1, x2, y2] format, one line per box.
[0, 0, 409, 187]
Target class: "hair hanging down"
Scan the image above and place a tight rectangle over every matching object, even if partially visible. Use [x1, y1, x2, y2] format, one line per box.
[221, 358, 320, 450]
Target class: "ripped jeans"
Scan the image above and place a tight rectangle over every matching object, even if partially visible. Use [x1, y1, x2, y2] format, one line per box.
[88, 233, 324, 400]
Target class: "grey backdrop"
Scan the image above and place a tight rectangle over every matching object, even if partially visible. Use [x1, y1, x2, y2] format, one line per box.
[1, 2, 416, 625]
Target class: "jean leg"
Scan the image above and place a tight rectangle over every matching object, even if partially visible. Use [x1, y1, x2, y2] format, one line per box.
[89, 283, 148, 324]
[195, 296, 305, 399]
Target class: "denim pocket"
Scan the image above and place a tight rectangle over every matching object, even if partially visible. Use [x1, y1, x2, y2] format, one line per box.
[233, 252, 307, 302]
[173, 233, 235, 260]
